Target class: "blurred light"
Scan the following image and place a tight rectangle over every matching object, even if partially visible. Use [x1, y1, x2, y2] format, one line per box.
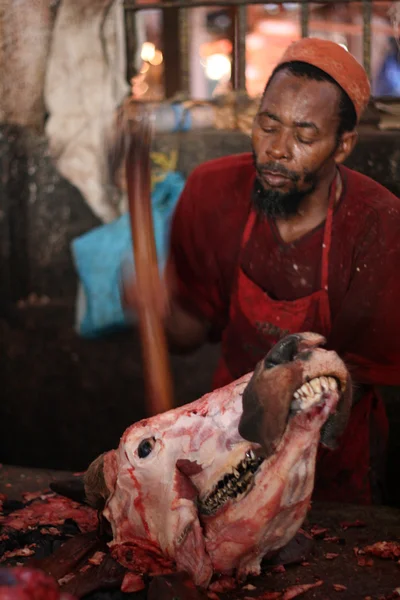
[263, 4, 280, 14]
[246, 65, 260, 80]
[141, 42, 156, 62]
[133, 82, 149, 97]
[283, 3, 298, 10]
[258, 19, 298, 35]
[140, 62, 150, 73]
[246, 32, 265, 51]
[149, 50, 163, 66]
[200, 38, 232, 58]
[205, 53, 231, 80]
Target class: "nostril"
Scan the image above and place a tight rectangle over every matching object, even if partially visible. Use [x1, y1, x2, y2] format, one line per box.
[264, 334, 301, 369]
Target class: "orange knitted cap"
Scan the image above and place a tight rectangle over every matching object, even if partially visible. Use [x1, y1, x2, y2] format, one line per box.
[276, 38, 371, 121]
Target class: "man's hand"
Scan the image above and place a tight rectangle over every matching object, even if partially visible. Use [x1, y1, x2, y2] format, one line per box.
[122, 262, 170, 319]
[121, 262, 210, 354]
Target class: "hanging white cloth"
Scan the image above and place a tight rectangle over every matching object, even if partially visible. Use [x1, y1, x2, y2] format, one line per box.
[44, 0, 130, 223]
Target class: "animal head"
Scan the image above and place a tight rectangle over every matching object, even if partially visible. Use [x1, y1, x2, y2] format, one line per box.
[84, 333, 351, 589]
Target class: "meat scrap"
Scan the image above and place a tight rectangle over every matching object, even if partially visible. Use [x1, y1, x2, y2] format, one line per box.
[58, 573, 76, 586]
[324, 536, 342, 544]
[255, 580, 324, 600]
[0, 546, 35, 562]
[242, 583, 257, 590]
[282, 580, 324, 599]
[310, 526, 329, 538]
[298, 528, 313, 540]
[363, 541, 400, 560]
[0, 494, 97, 533]
[40, 527, 61, 536]
[333, 584, 347, 592]
[324, 553, 339, 560]
[22, 490, 49, 503]
[88, 551, 106, 566]
[340, 520, 366, 530]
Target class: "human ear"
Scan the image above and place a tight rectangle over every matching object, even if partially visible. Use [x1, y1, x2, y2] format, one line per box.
[334, 130, 358, 164]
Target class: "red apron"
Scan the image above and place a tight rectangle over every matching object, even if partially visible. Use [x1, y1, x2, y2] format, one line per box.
[212, 173, 388, 504]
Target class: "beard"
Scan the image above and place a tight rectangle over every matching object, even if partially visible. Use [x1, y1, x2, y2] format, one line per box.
[252, 151, 316, 219]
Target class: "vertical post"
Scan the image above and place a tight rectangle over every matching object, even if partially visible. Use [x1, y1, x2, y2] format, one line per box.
[125, 8, 138, 82]
[301, 2, 309, 38]
[231, 5, 247, 93]
[179, 7, 190, 98]
[162, 3, 181, 98]
[362, 0, 372, 81]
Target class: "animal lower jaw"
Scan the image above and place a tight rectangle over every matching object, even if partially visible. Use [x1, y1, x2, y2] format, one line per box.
[198, 375, 341, 517]
[198, 449, 265, 516]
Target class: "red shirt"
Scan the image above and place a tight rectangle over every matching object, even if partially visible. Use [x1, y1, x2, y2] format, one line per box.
[170, 152, 400, 387]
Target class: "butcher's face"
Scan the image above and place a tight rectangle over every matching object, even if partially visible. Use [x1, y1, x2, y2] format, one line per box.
[251, 69, 353, 218]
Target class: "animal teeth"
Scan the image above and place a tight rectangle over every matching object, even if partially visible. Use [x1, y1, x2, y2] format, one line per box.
[328, 377, 338, 391]
[200, 450, 265, 515]
[291, 375, 340, 413]
[320, 376, 329, 391]
[295, 376, 339, 398]
[310, 379, 322, 394]
[305, 382, 313, 395]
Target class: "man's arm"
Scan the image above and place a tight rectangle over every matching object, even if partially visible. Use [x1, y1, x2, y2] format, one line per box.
[123, 166, 228, 354]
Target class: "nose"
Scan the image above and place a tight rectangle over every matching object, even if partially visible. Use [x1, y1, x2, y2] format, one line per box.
[264, 335, 301, 369]
[264, 332, 327, 370]
[267, 129, 292, 161]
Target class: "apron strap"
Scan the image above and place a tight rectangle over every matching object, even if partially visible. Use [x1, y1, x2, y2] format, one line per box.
[320, 172, 338, 292]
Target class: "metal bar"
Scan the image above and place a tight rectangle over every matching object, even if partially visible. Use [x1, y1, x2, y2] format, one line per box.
[232, 5, 246, 92]
[124, 0, 389, 10]
[300, 2, 309, 38]
[362, 0, 372, 80]
[162, 4, 181, 97]
[179, 7, 190, 97]
[124, 9, 138, 82]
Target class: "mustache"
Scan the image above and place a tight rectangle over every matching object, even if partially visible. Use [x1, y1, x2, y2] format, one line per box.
[256, 162, 300, 183]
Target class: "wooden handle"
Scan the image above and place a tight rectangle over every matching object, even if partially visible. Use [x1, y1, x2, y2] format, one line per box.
[125, 110, 174, 416]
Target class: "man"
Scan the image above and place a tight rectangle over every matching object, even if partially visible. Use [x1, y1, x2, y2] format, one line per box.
[125, 38, 400, 505]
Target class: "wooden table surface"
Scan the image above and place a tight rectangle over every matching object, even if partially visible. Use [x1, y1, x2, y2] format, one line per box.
[1, 465, 399, 600]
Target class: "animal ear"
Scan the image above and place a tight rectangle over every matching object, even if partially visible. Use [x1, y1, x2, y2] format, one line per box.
[84, 450, 117, 510]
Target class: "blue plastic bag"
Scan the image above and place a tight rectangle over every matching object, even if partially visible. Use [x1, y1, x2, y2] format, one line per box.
[71, 171, 185, 338]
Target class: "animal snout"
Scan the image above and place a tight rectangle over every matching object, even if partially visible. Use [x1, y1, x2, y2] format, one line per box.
[263, 333, 326, 370]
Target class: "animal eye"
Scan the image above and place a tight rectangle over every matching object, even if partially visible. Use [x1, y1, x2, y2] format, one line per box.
[137, 437, 156, 459]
